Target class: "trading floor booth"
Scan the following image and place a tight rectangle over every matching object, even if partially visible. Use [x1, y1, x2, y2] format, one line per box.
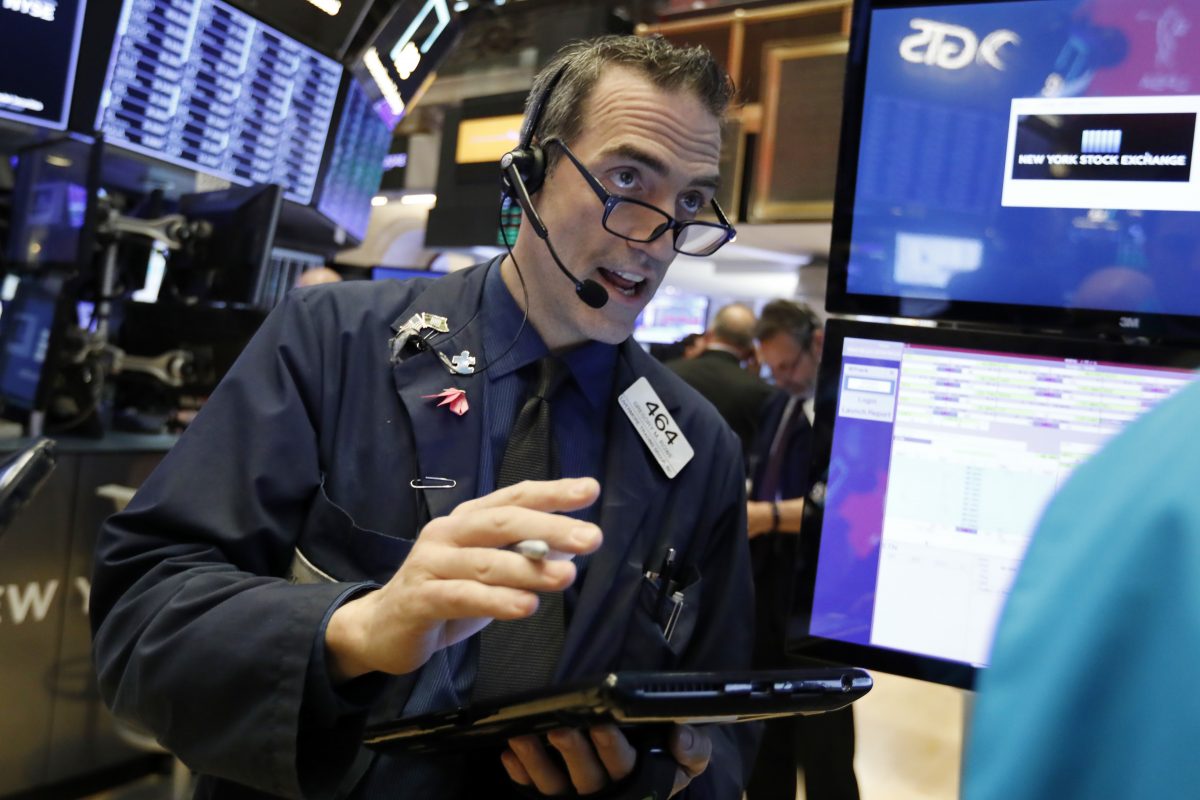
[787, 0, 1200, 784]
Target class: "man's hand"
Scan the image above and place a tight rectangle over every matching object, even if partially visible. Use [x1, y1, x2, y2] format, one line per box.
[324, 477, 602, 681]
[501, 724, 711, 797]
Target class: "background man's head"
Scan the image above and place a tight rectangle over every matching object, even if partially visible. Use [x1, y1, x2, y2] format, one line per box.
[755, 299, 824, 398]
[707, 302, 758, 361]
[296, 267, 342, 288]
[507, 35, 733, 350]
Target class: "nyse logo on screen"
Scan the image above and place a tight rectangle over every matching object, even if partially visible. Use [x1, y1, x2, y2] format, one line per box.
[900, 18, 1020, 71]
[1, 0, 57, 22]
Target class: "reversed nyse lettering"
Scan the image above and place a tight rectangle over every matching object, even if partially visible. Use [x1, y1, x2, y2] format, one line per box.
[0, 578, 91, 625]
[97, 0, 342, 204]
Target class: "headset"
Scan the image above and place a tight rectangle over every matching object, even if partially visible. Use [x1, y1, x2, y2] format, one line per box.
[499, 63, 608, 309]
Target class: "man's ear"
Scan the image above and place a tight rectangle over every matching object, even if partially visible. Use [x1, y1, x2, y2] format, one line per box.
[811, 327, 825, 357]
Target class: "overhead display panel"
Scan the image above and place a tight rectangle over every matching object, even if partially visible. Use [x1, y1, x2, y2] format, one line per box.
[316, 77, 392, 242]
[0, 0, 87, 130]
[96, 0, 343, 204]
[354, 0, 467, 127]
[226, 0, 375, 60]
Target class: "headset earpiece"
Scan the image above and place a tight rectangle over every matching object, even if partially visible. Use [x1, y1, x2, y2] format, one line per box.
[500, 145, 546, 199]
[501, 62, 568, 200]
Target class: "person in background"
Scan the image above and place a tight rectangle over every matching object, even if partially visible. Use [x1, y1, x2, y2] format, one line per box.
[90, 35, 756, 800]
[667, 302, 776, 464]
[745, 299, 859, 800]
[295, 266, 343, 287]
[965, 376, 1200, 800]
[680, 331, 706, 359]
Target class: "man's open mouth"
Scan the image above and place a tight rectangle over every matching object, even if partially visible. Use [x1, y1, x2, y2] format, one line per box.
[597, 267, 647, 298]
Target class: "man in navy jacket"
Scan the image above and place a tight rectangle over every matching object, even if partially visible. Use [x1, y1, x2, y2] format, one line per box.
[745, 300, 858, 800]
[91, 36, 756, 800]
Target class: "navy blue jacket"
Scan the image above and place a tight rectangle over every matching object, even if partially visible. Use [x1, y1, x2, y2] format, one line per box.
[91, 264, 756, 799]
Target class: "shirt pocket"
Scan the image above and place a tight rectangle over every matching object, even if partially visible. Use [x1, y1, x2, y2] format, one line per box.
[289, 476, 416, 585]
[621, 562, 703, 669]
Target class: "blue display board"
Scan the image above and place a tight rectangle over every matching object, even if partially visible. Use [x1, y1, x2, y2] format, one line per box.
[316, 78, 392, 242]
[96, 0, 343, 204]
[0, 0, 87, 130]
[829, 0, 1200, 338]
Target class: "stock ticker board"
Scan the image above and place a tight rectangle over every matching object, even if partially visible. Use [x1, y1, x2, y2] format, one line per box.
[97, 0, 343, 204]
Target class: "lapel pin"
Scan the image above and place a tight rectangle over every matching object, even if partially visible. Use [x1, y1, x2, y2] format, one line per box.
[389, 313, 451, 363]
[421, 387, 469, 416]
[449, 350, 477, 374]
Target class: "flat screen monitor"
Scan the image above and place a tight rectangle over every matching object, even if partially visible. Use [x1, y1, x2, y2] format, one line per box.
[225, 0, 374, 59]
[632, 291, 709, 345]
[829, 0, 1200, 340]
[166, 184, 282, 306]
[370, 266, 438, 281]
[0, 274, 69, 417]
[5, 136, 101, 271]
[0, 0, 87, 130]
[96, 0, 343, 205]
[793, 318, 1200, 688]
[316, 78, 393, 243]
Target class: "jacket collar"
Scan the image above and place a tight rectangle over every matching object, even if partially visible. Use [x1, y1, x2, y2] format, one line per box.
[389, 262, 494, 521]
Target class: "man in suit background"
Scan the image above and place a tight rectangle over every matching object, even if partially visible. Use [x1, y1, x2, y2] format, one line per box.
[745, 299, 859, 800]
[667, 302, 776, 464]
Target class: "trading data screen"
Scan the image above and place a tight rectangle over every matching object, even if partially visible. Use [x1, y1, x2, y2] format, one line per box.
[97, 0, 342, 204]
[810, 332, 1197, 668]
[316, 79, 392, 242]
[843, 0, 1200, 319]
[0, 0, 87, 130]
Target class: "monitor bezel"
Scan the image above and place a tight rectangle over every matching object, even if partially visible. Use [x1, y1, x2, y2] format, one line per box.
[791, 317, 1200, 689]
[0, 0, 88, 131]
[826, 0, 1200, 344]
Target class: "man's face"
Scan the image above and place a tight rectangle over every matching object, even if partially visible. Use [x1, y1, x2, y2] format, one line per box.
[508, 66, 723, 349]
[759, 329, 822, 398]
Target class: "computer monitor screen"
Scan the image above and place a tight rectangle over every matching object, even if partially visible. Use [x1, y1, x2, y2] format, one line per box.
[794, 319, 1200, 688]
[225, 0, 373, 59]
[6, 137, 99, 270]
[96, 0, 342, 204]
[316, 79, 393, 242]
[0, 275, 67, 414]
[829, 0, 1200, 338]
[371, 266, 438, 281]
[167, 184, 282, 306]
[633, 291, 709, 345]
[0, 0, 87, 130]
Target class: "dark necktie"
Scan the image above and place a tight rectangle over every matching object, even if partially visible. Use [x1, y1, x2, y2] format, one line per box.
[473, 357, 569, 701]
[756, 397, 801, 502]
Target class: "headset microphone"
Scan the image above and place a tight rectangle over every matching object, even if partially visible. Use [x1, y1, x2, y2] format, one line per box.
[502, 156, 608, 309]
[499, 62, 608, 310]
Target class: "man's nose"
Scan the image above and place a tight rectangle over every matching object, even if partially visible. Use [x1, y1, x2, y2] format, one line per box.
[627, 232, 676, 265]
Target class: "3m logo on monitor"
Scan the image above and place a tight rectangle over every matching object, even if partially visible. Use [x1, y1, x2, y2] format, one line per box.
[1081, 129, 1123, 155]
[899, 19, 1020, 71]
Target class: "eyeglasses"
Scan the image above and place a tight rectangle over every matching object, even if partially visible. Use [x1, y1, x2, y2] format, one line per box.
[547, 139, 737, 257]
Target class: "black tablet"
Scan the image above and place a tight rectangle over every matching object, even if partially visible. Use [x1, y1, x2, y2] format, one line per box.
[363, 668, 873, 754]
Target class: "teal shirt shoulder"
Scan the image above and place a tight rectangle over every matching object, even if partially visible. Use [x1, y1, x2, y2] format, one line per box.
[966, 376, 1200, 799]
